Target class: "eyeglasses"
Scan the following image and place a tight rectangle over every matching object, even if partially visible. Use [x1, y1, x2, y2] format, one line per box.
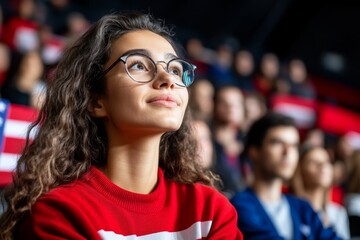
[102, 53, 197, 87]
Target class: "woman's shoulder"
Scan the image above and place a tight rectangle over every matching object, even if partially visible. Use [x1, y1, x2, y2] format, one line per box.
[35, 182, 86, 208]
[178, 179, 226, 196]
[169, 179, 231, 204]
[36, 169, 96, 204]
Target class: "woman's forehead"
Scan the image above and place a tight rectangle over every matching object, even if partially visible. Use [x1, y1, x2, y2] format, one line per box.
[111, 30, 176, 58]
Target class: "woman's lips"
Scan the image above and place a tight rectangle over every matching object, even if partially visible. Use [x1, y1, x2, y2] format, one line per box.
[147, 95, 179, 108]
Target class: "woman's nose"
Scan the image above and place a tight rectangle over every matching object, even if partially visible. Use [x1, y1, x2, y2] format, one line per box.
[152, 64, 175, 89]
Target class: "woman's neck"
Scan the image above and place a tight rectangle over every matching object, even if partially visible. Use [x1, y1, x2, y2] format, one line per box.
[102, 134, 161, 194]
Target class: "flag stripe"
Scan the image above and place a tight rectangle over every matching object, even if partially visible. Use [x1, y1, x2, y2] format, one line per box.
[3, 137, 27, 154]
[4, 119, 35, 139]
[0, 153, 19, 171]
[0, 171, 13, 187]
[0, 100, 39, 187]
[8, 103, 39, 122]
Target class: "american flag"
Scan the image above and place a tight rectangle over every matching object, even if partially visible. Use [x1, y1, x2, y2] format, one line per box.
[0, 99, 39, 187]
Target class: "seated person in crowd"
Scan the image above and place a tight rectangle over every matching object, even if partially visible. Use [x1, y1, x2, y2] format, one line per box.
[191, 119, 215, 171]
[290, 144, 350, 239]
[212, 85, 246, 198]
[188, 77, 215, 125]
[230, 112, 342, 239]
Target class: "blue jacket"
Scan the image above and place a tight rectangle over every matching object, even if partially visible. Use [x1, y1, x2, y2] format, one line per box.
[230, 188, 342, 240]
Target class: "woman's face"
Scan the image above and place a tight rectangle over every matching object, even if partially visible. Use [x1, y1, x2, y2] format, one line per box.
[94, 30, 189, 138]
[301, 148, 333, 189]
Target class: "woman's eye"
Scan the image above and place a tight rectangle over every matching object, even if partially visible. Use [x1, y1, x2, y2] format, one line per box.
[129, 62, 146, 71]
[169, 67, 181, 76]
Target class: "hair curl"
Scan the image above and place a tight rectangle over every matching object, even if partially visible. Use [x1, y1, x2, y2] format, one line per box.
[0, 12, 218, 239]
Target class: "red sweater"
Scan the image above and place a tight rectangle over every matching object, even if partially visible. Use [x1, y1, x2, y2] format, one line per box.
[17, 166, 243, 239]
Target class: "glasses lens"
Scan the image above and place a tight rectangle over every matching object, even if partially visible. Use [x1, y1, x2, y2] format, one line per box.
[168, 60, 195, 87]
[125, 55, 155, 83]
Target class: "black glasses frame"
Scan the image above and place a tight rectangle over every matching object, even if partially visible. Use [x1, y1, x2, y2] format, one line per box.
[101, 53, 196, 87]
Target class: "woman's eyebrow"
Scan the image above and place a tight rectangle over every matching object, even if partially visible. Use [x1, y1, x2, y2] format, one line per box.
[120, 50, 178, 60]
[121, 49, 149, 56]
[165, 52, 178, 60]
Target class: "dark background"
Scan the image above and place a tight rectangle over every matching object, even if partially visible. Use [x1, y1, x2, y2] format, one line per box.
[78, 0, 360, 90]
[3, 0, 358, 89]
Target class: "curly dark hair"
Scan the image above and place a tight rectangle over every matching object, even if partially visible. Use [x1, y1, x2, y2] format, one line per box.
[0, 12, 218, 239]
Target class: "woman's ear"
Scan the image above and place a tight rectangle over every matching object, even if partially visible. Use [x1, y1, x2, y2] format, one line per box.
[88, 96, 107, 117]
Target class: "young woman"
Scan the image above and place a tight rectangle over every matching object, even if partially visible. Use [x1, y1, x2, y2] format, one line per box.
[0, 12, 243, 239]
[290, 144, 350, 240]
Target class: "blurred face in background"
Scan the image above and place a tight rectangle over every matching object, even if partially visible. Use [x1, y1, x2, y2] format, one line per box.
[0, 44, 10, 72]
[51, 0, 69, 8]
[244, 93, 266, 128]
[192, 120, 213, 169]
[337, 135, 354, 161]
[252, 126, 299, 181]
[19, 0, 35, 19]
[303, 129, 325, 147]
[66, 13, 90, 37]
[186, 38, 203, 58]
[348, 150, 360, 193]
[261, 53, 279, 79]
[289, 59, 307, 83]
[216, 44, 233, 69]
[214, 86, 244, 128]
[234, 50, 254, 76]
[300, 147, 333, 189]
[19, 51, 44, 80]
[190, 79, 214, 121]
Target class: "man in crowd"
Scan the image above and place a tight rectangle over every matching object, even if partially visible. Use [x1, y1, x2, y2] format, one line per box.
[231, 112, 341, 239]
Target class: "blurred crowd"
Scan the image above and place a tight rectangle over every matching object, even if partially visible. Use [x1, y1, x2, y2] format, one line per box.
[0, 0, 359, 239]
[186, 37, 360, 238]
[0, 0, 91, 108]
